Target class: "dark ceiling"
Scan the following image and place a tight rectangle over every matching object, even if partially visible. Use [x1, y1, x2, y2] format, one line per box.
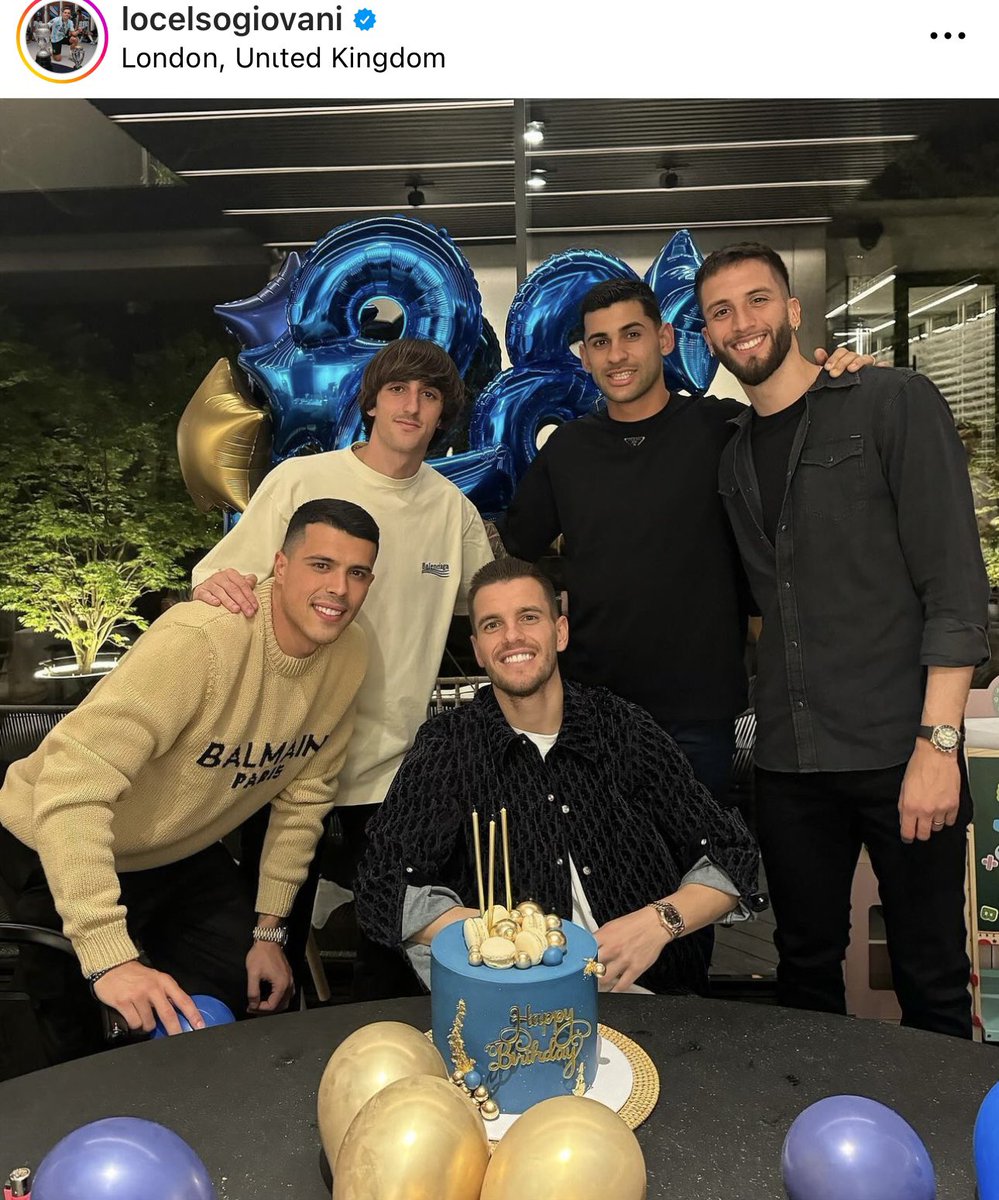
[86, 98, 999, 248]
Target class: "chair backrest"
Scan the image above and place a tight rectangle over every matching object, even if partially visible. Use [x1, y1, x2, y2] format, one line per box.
[427, 676, 490, 718]
[0, 706, 74, 769]
[0, 922, 104, 1081]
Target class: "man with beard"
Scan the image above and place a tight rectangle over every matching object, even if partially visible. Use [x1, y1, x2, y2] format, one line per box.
[500, 279, 870, 809]
[698, 242, 989, 1037]
[355, 557, 759, 995]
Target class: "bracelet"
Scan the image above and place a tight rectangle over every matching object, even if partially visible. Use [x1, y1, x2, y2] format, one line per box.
[87, 960, 135, 986]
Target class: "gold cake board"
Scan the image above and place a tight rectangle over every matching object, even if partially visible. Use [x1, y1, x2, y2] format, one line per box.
[432, 1024, 659, 1139]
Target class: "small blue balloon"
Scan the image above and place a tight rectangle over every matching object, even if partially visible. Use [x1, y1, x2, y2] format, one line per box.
[781, 1095, 936, 1200]
[542, 946, 565, 967]
[34, 1116, 217, 1200]
[974, 1080, 999, 1198]
[464, 1069, 482, 1091]
[152, 994, 236, 1039]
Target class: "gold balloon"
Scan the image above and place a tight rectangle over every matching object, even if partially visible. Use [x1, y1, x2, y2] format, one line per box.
[333, 1074, 489, 1200]
[317, 1021, 448, 1169]
[480, 1096, 647, 1200]
[177, 357, 271, 513]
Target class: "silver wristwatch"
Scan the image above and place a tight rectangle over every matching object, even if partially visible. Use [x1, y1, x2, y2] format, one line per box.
[916, 724, 962, 754]
[648, 900, 686, 939]
[252, 924, 289, 946]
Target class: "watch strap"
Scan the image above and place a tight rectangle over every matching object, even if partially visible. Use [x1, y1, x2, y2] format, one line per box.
[252, 924, 288, 946]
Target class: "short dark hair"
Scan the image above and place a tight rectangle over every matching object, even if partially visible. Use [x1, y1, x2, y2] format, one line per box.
[580, 279, 663, 331]
[357, 338, 465, 437]
[281, 498, 380, 555]
[694, 242, 791, 307]
[468, 557, 560, 624]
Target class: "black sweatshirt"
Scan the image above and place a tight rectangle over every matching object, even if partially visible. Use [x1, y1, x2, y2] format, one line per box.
[500, 394, 749, 723]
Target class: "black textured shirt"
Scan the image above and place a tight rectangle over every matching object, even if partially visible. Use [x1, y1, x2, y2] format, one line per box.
[500, 395, 750, 723]
[719, 367, 990, 772]
[355, 681, 759, 995]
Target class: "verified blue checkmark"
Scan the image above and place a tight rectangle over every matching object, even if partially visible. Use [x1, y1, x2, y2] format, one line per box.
[353, 8, 376, 30]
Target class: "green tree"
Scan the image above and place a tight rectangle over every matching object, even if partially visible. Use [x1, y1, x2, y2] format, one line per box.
[0, 325, 220, 675]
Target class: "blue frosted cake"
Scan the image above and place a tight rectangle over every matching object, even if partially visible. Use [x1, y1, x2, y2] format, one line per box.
[430, 915, 600, 1114]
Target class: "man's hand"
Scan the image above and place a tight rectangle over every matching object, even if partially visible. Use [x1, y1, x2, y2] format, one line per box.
[93, 960, 204, 1035]
[898, 742, 961, 843]
[192, 569, 258, 616]
[246, 940, 294, 1014]
[594, 907, 670, 992]
[813, 347, 877, 377]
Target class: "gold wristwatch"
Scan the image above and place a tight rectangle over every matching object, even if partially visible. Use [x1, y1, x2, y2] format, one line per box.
[648, 900, 685, 939]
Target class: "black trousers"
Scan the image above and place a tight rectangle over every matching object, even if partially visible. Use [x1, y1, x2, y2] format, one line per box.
[755, 762, 972, 1039]
[0, 825, 255, 1045]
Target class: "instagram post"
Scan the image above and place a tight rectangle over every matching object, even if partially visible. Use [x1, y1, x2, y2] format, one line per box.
[2, 2, 999, 1191]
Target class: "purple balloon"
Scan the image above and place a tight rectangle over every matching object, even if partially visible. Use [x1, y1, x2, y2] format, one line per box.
[34, 1116, 217, 1199]
[781, 1095, 936, 1200]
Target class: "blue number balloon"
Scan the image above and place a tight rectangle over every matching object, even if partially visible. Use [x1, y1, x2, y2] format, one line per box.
[235, 215, 483, 462]
[34, 1117, 217, 1200]
[644, 229, 718, 394]
[781, 1095, 936, 1200]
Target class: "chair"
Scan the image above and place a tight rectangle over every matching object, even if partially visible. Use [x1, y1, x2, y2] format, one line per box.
[0, 923, 120, 1081]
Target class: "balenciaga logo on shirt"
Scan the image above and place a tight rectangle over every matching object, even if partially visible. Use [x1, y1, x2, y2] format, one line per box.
[422, 561, 451, 578]
[623, 436, 646, 447]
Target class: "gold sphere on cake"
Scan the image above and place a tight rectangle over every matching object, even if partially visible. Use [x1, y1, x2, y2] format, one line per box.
[514, 951, 532, 969]
[509, 908, 522, 922]
[473, 1084, 490, 1101]
[318, 1022, 448, 1169]
[494, 920, 518, 939]
[333, 1074, 489, 1200]
[468, 950, 483, 967]
[479, 1096, 647, 1200]
[544, 914, 563, 931]
[480, 1100, 500, 1120]
[546, 930, 567, 948]
[517, 900, 542, 916]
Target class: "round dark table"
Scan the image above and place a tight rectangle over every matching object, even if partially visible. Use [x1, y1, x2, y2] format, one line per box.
[1, 995, 996, 1198]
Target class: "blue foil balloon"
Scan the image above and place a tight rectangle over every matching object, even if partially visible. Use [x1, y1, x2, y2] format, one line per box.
[506, 248, 637, 367]
[644, 229, 718, 394]
[237, 216, 482, 463]
[427, 444, 514, 519]
[974, 1080, 999, 1198]
[34, 1116, 217, 1200]
[151, 993, 236, 1039]
[469, 366, 601, 487]
[214, 251, 300, 350]
[781, 1095, 936, 1200]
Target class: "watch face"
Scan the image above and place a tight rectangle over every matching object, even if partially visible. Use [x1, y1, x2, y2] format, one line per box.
[932, 725, 960, 751]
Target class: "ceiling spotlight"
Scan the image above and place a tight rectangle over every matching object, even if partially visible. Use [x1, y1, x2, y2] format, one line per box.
[659, 169, 679, 189]
[527, 168, 547, 191]
[407, 187, 425, 207]
[524, 120, 545, 148]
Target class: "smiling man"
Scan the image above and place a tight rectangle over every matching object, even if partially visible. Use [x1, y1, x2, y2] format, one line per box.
[0, 499, 375, 1057]
[698, 241, 990, 1037]
[501, 279, 871, 811]
[355, 557, 759, 996]
[191, 338, 493, 996]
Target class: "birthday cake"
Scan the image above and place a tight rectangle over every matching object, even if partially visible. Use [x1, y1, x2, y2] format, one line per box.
[430, 905, 601, 1115]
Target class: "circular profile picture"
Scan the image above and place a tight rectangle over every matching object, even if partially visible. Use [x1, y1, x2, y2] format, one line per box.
[18, 1, 108, 83]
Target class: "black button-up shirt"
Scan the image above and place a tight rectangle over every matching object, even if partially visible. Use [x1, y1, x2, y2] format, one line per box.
[355, 681, 759, 994]
[718, 366, 989, 772]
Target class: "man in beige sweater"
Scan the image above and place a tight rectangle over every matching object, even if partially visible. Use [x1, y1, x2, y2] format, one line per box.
[0, 498, 376, 1049]
[192, 339, 494, 997]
